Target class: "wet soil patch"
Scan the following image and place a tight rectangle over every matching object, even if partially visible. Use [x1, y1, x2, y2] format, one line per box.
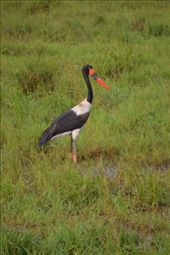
[150, 159, 170, 172]
[79, 147, 120, 161]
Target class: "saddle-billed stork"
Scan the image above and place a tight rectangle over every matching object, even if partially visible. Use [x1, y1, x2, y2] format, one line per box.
[38, 64, 110, 162]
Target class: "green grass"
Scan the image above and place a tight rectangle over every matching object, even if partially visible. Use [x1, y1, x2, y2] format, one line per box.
[1, 1, 170, 254]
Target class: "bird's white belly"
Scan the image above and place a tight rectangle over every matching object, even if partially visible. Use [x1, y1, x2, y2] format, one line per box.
[50, 129, 81, 141]
[71, 129, 81, 140]
[72, 98, 91, 116]
[51, 131, 71, 140]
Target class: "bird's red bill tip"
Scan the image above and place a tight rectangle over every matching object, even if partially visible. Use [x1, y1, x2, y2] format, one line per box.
[96, 78, 110, 90]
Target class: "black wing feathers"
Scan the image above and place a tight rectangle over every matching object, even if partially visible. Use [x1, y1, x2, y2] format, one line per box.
[38, 110, 89, 146]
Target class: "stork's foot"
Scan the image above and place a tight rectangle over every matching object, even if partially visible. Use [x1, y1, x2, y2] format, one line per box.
[72, 154, 77, 163]
[69, 153, 77, 163]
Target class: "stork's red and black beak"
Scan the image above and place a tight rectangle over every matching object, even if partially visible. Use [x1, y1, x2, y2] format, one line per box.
[89, 68, 110, 90]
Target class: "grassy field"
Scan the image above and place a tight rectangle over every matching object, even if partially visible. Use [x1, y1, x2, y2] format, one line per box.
[1, 1, 170, 254]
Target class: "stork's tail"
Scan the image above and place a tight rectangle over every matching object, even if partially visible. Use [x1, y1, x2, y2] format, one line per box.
[38, 127, 52, 147]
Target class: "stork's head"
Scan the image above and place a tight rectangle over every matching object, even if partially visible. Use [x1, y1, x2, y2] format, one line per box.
[82, 64, 110, 90]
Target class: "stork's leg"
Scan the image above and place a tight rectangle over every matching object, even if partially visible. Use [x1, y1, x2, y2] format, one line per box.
[70, 136, 73, 160]
[72, 139, 77, 163]
[70, 137, 77, 162]
[71, 129, 80, 163]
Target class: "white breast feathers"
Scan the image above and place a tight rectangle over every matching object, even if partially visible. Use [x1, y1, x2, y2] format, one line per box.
[72, 99, 92, 116]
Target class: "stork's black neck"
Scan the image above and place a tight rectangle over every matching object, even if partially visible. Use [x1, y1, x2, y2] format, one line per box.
[82, 72, 93, 103]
